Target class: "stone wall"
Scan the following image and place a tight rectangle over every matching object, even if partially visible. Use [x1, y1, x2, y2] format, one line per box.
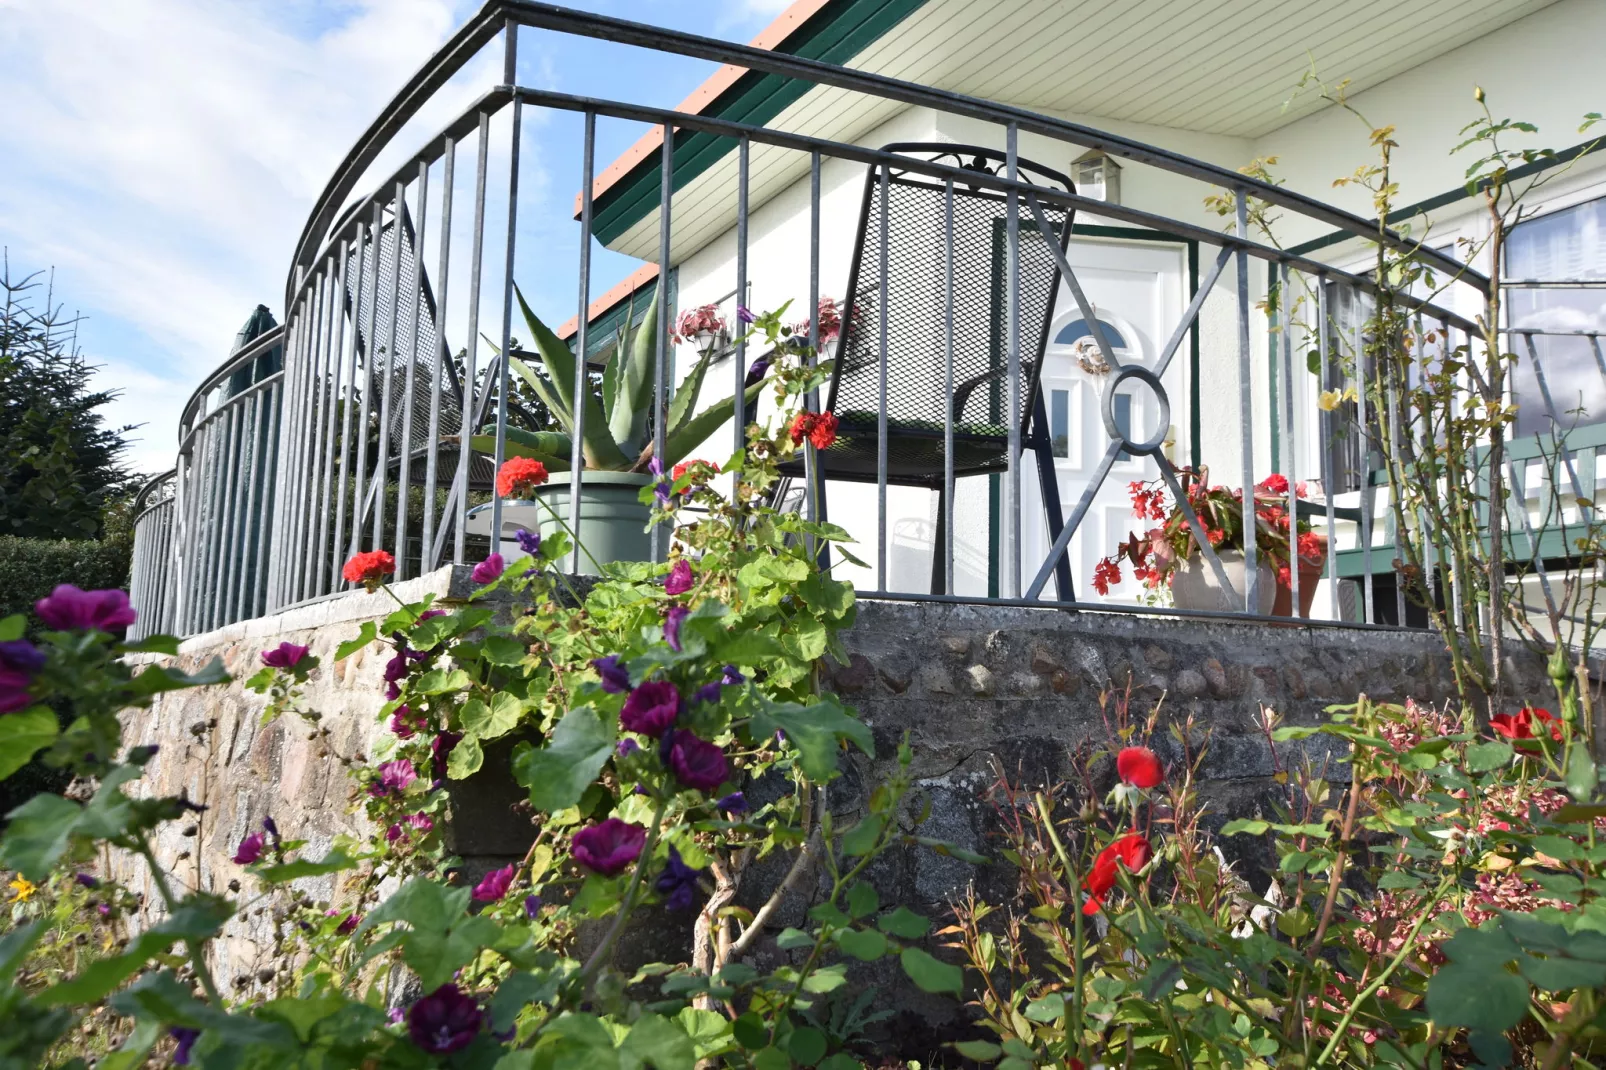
[110, 568, 1552, 1041]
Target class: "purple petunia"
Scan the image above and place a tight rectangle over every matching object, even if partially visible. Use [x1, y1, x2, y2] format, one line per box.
[736, 304, 755, 325]
[668, 733, 730, 793]
[655, 845, 704, 911]
[743, 355, 770, 387]
[34, 585, 137, 634]
[472, 553, 505, 584]
[262, 816, 279, 839]
[663, 605, 689, 652]
[75, 872, 100, 889]
[407, 983, 483, 1054]
[691, 682, 722, 706]
[0, 666, 34, 715]
[514, 527, 542, 555]
[473, 863, 517, 902]
[649, 456, 671, 509]
[170, 1027, 200, 1065]
[232, 832, 264, 865]
[615, 738, 640, 758]
[260, 641, 310, 669]
[327, 909, 361, 934]
[524, 893, 543, 918]
[619, 680, 681, 738]
[664, 558, 693, 596]
[716, 791, 748, 815]
[591, 654, 631, 693]
[572, 818, 647, 876]
[721, 664, 745, 686]
[0, 640, 45, 675]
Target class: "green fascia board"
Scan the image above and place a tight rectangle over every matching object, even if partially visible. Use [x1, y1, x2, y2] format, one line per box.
[591, 0, 931, 246]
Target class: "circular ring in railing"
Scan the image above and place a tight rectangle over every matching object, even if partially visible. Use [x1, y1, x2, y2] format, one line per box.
[1101, 364, 1170, 457]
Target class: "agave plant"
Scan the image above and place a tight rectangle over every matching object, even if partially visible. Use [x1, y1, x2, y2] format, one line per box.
[469, 284, 765, 473]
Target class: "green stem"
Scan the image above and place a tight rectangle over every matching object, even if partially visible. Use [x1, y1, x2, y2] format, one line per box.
[1036, 792, 1086, 1063]
[135, 838, 223, 1008]
[579, 793, 670, 988]
[535, 496, 605, 575]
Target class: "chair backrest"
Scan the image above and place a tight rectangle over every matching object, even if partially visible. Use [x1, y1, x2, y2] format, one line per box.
[826, 144, 1074, 450]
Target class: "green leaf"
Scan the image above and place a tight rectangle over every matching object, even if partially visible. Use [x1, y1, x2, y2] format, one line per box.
[899, 947, 963, 995]
[1465, 740, 1514, 773]
[841, 814, 884, 858]
[447, 735, 484, 779]
[776, 927, 815, 950]
[1220, 818, 1270, 836]
[660, 380, 766, 469]
[335, 621, 378, 661]
[752, 1047, 792, 1070]
[611, 284, 661, 454]
[515, 284, 631, 468]
[1, 764, 141, 879]
[787, 1027, 828, 1067]
[1566, 745, 1599, 802]
[665, 348, 715, 439]
[468, 433, 570, 470]
[126, 656, 229, 698]
[481, 635, 528, 668]
[39, 898, 231, 1006]
[845, 881, 879, 919]
[118, 634, 180, 655]
[0, 707, 59, 781]
[675, 1008, 731, 1059]
[0, 615, 23, 641]
[512, 706, 615, 812]
[749, 693, 873, 783]
[462, 692, 525, 742]
[877, 907, 931, 940]
[836, 927, 888, 961]
[412, 668, 472, 694]
[1023, 995, 1066, 1022]
[952, 1040, 1002, 1062]
[1426, 960, 1528, 1032]
[620, 1011, 695, 1070]
[731, 1013, 767, 1051]
[0, 920, 44, 977]
[255, 850, 357, 885]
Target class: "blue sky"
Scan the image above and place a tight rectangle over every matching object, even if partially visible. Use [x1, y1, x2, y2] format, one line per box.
[0, 0, 791, 474]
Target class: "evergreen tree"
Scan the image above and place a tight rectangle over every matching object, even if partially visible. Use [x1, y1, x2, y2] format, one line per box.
[0, 256, 135, 538]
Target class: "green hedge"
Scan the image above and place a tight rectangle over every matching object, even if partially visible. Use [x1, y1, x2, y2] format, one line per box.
[0, 534, 132, 623]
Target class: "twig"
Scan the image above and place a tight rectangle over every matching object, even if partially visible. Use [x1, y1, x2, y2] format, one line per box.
[729, 828, 822, 957]
[1307, 747, 1364, 960]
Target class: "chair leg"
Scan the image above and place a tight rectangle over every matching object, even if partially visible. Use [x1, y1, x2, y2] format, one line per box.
[1030, 392, 1073, 601]
[929, 483, 946, 596]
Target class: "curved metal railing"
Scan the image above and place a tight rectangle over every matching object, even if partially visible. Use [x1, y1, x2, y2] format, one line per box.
[128, 470, 177, 641]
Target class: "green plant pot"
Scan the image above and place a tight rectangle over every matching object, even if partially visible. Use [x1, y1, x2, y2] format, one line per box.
[508, 472, 655, 575]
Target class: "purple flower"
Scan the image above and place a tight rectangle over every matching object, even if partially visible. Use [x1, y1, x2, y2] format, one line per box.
[0, 666, 34, 715]
[34, 585, 137, 634]
[524, 893, 543, 918]
[514, 527, 542, 555]
[262, 816, 278, 839]
[663, 605, 689, 652]
[406, 812, 434, 834]
[472, 553, 505, 584]
[170, 1027, 200, 1065]
[668, 733, 729, 793]
[744, 355, 770, 387]
[737, 305, 755, 324]
[721, 664, 745, 686]
[716, 792, 748, 815]
[390, 705, 424, 739]
[665, 559, 694, 596]
[619, 680, 681, 738]
[591, 654, 631, 693]
[74, 872, 99, 889]
[388, 1007, 405, 1026]
[417, 608, 448, 623]
[0, 640, 45, 675]
[96, 903, 111, 917]
[327, 909, 360, 934]
[432, 732, 462, 771]
[232, 832, 264, 865]
[407, 983, 483, 1054]
[615, 738, 640, 758]
[385, 681, 401, 701]
[473, 863, 516, 902]
[655, 845, 704, 911]
[572, 818, 647, 876]
[372, 758, 417, 796]
[385, 823, 403, 843]
[260, 641, 310, 669]
[691, 682, 722, 706]
[649, 456, 671, 508]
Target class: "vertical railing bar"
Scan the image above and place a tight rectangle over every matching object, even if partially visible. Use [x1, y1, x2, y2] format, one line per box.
[185, 429, 206, 633]
[303, 260, 337, 603]
[225, 398, 250, 625]
[651, 119, 672, 565]
[254, 381, 281, 617]
[374, 183, 405, 552]
[1282, 263, 1299, 618]
[1235, 191, 1258, 613]
[1318, 276, 1339, 621]
[283, 279, 317, 607]
[334, 229, 366, 578]
[569, 111, 596, 575]
[217, 404, 244, 627]
[234, 390, 263, 624]
[943, 175, 956, 596]
[267, 308, 297, 610]
[734, 136, 749, 458]
[804, 149, 821, 542]
[352, 205, 383, 563]
[491, 98, 523, 560]
[315, 242, 351, 596]
[875, 162, 890, 592]
[423, 137, 456, 573]
[1003, 122, 1022, 599]
[448, 111, 491, 567]
[204, 419, 230, 630]
[395, 163, 429, 580]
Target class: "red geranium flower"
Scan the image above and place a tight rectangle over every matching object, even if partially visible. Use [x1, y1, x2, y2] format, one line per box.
[672, 459, 719, 482]
[1082, 832, 1153, 915]
[496, 457, 550, 499]
[342, 549, 395, 590]
[1116, 746, 1163, 789]
[808, 411, 838, 449]
[1092, 557, 1122, 596]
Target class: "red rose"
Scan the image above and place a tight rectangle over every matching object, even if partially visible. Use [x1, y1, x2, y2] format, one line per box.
[1082, 833, 1153, 915]
[342, 549, 395, 590]
[1116, 746, 1163, 789]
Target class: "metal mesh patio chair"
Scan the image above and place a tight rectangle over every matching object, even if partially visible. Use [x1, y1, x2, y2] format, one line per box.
[793, 142, 1075, 596]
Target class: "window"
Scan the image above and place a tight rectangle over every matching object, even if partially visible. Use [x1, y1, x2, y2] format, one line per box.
[1050, 388, 1069, 458]
[1053, 318, 1129, 348]
[1506, 196, 1606, 437]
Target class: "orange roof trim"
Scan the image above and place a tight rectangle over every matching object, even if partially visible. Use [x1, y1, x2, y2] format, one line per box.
[573, 0, 835, 217]
[556, 262, 660, 341]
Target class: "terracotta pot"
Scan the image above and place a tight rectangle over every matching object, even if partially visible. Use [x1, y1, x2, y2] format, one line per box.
[1270, 533, 1329, 619]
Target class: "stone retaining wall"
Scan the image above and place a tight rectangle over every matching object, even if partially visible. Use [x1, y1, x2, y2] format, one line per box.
[110, 568, 1551, 1039]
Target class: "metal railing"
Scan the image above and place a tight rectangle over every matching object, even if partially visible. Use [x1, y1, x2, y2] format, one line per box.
[127, 471, 177, 641]
[136, 0, 1537, 636]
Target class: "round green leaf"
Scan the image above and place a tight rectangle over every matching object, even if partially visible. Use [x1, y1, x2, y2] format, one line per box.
[787, 1027, 827, 1067]
[1426, 961, 1528, 1031]
[900, 947, 963, 995]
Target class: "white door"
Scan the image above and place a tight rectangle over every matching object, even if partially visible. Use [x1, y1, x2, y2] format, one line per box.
[1023, 235, 1188, 603]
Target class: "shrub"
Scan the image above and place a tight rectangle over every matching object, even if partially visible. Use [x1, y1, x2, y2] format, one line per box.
[0, 536, 131, 624]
